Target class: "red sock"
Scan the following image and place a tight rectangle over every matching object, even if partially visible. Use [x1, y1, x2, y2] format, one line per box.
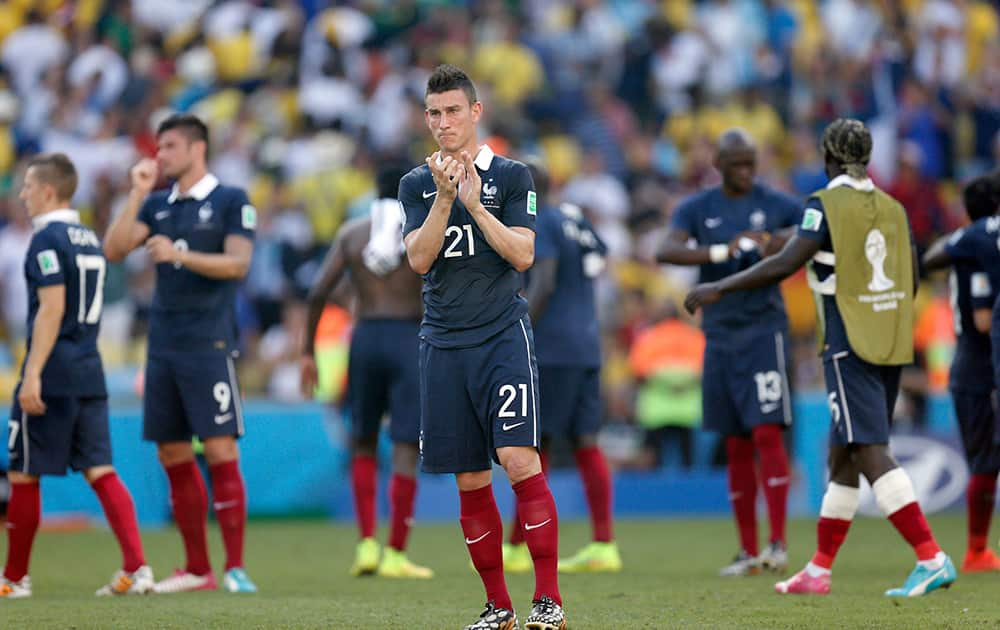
[575, 446, 613, 542]
[726, 436, 758, 556]
[811, 517, 852, 569]
[513, 472, 561, 606]
[460, 485, 512, 611]
[388, 474, 416, 551]
[888, 503, 941, 561]
[509, 452, 548, 545]
[752, 425, 789, 545]
[352, 455, 377, 540]
[165, 461, 211, 576]
[967, 473, 997, 552]
[3, 481, 40, 582]
[91, 473, 146, 572]
[209, 460, 247, 571]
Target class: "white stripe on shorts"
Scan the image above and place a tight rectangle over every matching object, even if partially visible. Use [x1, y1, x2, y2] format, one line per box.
[226, 356, 245, 437]
[774, 331, 792, 426]
[832, 351, 853, 443]
[518, 319, 539, 447]
[21, 411, 28, 473]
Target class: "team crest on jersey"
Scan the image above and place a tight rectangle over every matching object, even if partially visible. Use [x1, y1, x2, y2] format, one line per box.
[198, 203, 213, 224]
[482, 180, 497, 197]
[750, 209, 766, 230]
[37, 249, 60, 275]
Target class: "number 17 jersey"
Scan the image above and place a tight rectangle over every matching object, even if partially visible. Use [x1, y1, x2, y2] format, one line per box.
[23, 209, 106, 397]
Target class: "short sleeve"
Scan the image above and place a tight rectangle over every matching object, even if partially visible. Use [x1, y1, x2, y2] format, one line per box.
[26, 231, 65, 287]
[669, 197, 697, 236]
[970, 271, 995, 310]
[944, 228, 976, 262]
[224, 188, 257, 240]
[797, 196, 829, 244]
[400, 171, 429, 238]
[534, 211, 559, 261]
[500, 162, 536, 231]
[137, 195, 158, 233]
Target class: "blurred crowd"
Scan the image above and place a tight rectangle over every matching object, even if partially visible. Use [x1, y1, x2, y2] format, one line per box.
[0, 0, 998, 467]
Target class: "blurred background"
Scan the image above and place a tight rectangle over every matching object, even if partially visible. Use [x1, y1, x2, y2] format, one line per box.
[0, 0, 997, 522]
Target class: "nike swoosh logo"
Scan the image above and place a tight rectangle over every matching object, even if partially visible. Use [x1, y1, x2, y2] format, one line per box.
[766, 476, 789, 488]
[524, 519, 551, 531]
[422, 190, 437, 199]
[502, 422, 525, 431]
[155, 211, 169, 220]
[213, 500, 239, 510]
[705, 217, 723, 228]
[761, 402, 781, 414]
[214, 413, 233, 425]
[465, 531, 492, 545]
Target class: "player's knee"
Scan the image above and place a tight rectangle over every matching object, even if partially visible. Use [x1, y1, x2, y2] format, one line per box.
[498, 447, 541, 484]
[83, 465, 115, 484]
[456, 470, 492, 492]
[353, 436, 378, 457]
[573, 434, 596, 450]
[392, 443, 419, 476]
[7, 471, 39, 485]
[725, 435, 754, 460]
[751, 424, 783, 450]
[157, 441, 196, 467]
[202, 436, 239, 464]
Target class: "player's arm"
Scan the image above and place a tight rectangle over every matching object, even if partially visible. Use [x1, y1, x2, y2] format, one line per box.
[684, 235, 820, 314]
[404, 154, 463, 274]
[149, 234, 253, 280]
[300, 228, 351, 397]
[525, 258, 557, 322]
[974, 309, 992, 333]
[655, 227, 758, 266]
[457, 152, 534, 271]
[104, 159, 155, 262]
[18, 285, 65, 415]
[922, 234, 953, 272]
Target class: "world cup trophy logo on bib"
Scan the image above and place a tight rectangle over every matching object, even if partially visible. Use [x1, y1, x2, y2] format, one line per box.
[864, 229, 894, 292]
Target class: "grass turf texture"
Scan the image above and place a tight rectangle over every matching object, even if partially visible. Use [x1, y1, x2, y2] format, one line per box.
[5, 515, 999, 629]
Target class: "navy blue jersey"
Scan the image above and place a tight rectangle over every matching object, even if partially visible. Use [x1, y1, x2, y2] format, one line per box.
[22, 210, 106, 397]
[137, 174, 256, 354]
[671, 184, 800, 339]
[400, 146, 535, 348]
[944, 218, 1000, 393]
[532, 203, 606, 367]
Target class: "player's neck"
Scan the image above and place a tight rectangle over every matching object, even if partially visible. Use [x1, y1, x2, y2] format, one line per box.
[439, 140, 480, 163]
[721, 185, 750, 199]
[176, 166, 209, 195]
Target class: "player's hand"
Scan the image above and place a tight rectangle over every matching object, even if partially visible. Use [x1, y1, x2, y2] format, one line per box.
[456, 150, 483, 210]
[146, 235, 181, 265]
[130, 158, 158, 194]
[684, 282, 723, 314]
[18, 373, 46, 416]
[426, 151, 463, 201]
[299, 355, 318, 399]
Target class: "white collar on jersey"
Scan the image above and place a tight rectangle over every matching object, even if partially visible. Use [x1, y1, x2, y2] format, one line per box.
[167, 173, 219, 204]
[32, 208, 80, 231]
[826, 174, 874, 192]
[435, 144, 496, 171]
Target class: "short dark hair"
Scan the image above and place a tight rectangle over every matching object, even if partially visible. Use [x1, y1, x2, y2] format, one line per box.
[963, 175, 1000, 222]
[425, 64, 477, 104]
[28, 152, 78, 201]
[157, 113, 210, 153]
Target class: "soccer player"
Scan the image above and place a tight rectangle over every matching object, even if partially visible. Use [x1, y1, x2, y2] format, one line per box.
[103, 114, 257, 594]
[922, 174, 1000, 572]
[300, 162, 433, 579]
[656, 129, 798, 576]
[400, 65, 566, 630]
[503, 160, 620, 575]
[3, 153, 152, 598]
[685, 118, 957, 596]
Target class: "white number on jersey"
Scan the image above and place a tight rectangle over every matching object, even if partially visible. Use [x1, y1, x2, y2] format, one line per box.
[7, 419, 18, 451]
[213, 382, 232, 413]
[75, 254, 106, 324]
[754, 370, 783, 403]
[444, 224, 475, 258]
[498, 383, 529, 418]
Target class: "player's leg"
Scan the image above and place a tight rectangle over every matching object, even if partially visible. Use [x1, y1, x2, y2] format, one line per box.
[740, 330, 793, 570]
[420, 340, 514, 628]
[703, 342, 759, 574]
[378, 441, 434, 578]
[507, 448, 547, 573]
[952, 388, 1000, 571]
[201, 436, 255, 592]
[73, 396, 152, 595]
[2, 471, 39, 598]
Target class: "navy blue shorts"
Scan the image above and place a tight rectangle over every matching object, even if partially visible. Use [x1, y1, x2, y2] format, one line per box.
[8, 394, 111, 476]
[951, 388, 1000, 474]
[539, 366, 601, 440]
[347, 319, 421, 444]
[702, 329, 793, 436]
[419, 316, 540, 473]
[823, 350, 901, 445]
[142, 350, 245, 443]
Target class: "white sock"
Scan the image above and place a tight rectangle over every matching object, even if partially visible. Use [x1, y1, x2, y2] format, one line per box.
[917, 551, 946, 571]
[805, 562, 831, 578]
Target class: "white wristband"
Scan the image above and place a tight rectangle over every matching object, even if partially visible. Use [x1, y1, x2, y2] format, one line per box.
[709, 244, 730, 264]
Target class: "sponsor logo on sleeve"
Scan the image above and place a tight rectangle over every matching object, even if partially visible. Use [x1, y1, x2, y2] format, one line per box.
[801, 207, 823, 232]
[527, 190, 537, 216]
[241, 204, 257, 230]
[37, 250, 60, 275]
[971, 272, 992, 298]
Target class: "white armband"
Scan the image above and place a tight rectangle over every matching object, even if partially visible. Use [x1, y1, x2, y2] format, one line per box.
[709, 244, 730, 264]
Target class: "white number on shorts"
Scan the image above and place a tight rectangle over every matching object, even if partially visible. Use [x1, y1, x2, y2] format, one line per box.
[7, 419, 18, 451]
[213, 382, 231, 413]
[754, 370, 783, 403]
[828, 392, 841, 425]
[498, 383, 529, 418]
[75, 254, 106, 324]
[444, 224, 475, 258]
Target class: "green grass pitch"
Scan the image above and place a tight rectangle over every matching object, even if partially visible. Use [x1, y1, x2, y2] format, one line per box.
[6, 514, 1000, 628]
